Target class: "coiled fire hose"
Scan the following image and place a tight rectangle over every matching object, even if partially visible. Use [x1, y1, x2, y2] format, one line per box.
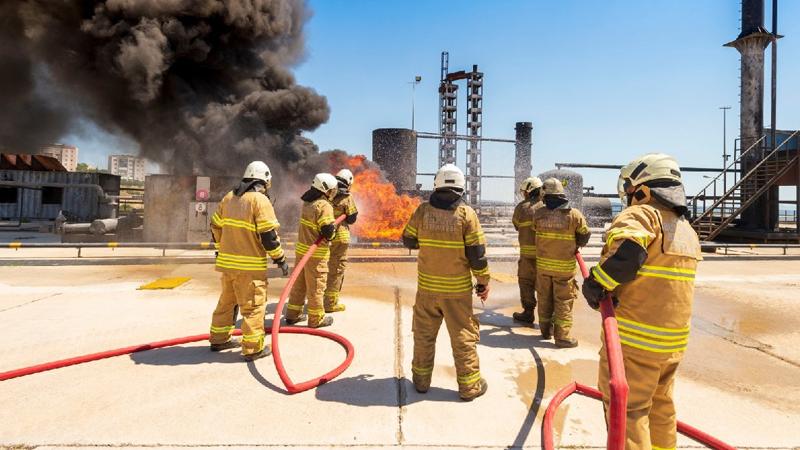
[0, 215, 355, 396]
[541, 251, 735, 450]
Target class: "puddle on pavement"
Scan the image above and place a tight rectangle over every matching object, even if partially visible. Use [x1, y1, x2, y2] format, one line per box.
[695, 286, 800, 335]
[512, 359, 597, 407]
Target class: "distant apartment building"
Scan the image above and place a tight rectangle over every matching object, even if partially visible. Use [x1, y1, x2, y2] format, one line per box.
[108, 154, 146, 181]
[39, 144, 78, 171]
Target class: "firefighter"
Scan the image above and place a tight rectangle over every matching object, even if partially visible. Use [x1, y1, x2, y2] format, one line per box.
[511, 176, 544, 324]
[208, 161, 290, 361]
[532, 177, 591, 348]
[582, 153, 702, 449]
[324, 169, 359, 313]
[402, 163, 490, 401]
[285, 173, 338, 328]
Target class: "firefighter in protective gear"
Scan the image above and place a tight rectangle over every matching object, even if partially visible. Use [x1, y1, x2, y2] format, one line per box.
[402, 163, 490, 401]
[209, 161, 288, 361]
[532, 177, 591, 348]
[324, 169, 359, 313]
[286, 173, 338, 328]
[512, 176, 544, 324]
[583, 153, 701, 450]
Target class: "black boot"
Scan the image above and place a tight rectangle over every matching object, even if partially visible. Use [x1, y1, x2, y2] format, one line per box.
[512, 309, 535, 324]
[243, 345, 272, 361]
[460, 378, 488, 401]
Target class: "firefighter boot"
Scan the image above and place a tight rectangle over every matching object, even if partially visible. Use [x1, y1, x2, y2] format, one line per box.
[460, 378, 488, 401]
[285, 313, 308, 325]
[540, 321, 553, 340]
[243, 344, 272, 361]
[554, 325, 578, 348]
[512, 308, 535, 324]
[311, 316, 334, 328]
[210, 337, 241, 352]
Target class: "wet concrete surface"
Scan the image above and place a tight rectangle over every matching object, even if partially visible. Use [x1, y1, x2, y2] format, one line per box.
[0, 259, 799, 448]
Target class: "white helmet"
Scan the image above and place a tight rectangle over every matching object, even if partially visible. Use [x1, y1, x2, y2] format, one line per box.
[433, 163, 465, 191]
[312, 173, 338, 194]
[519, 176, 543, 195]
[336, 169, 354, 188]
[617, 153, 682, 204]
[243, 161, 272, 186]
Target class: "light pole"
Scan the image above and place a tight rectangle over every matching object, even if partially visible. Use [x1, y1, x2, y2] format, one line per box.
[720, 106, 732, 189]
[409, 76, 421, 130]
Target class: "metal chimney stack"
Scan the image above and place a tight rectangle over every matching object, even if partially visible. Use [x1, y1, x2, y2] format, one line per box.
[725, 0, 774, 230]
[514, 122, 533, 202]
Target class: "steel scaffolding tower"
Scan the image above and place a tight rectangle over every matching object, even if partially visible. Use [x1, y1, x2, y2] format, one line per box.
[465, 65, 483, 207]
[438, 52, 458, 166]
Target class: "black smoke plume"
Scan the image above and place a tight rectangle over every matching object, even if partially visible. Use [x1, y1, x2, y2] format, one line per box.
[0, 0, 330, 177]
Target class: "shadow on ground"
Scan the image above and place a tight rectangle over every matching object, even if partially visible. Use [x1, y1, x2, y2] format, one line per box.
[314, 374, 461, 406]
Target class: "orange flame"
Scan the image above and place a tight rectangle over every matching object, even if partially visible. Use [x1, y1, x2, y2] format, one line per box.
[335, 155, 421, 241]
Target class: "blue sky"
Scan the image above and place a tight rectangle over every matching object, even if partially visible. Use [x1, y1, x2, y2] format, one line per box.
[70, 0, 800, 203]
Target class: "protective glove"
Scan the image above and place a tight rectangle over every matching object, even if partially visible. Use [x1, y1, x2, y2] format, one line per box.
[475, 284, 490, 302]
[581, 275, 606, 310]
[275, 256, 290, 277]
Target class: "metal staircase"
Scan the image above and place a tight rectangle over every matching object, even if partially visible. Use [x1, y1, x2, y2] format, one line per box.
[691, 130, 799, 241]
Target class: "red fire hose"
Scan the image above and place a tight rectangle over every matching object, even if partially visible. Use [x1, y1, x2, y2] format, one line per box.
[1, 215, 355, 396]
[541, 251, 735, 450]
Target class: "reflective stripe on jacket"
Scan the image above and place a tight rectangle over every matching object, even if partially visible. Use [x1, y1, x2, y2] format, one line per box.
[402, 202, 490, 297]
[211, 191, 282, 275]
[600, 204, 702, 358]
[331, 192, 357, 243]
[296, 198, 335, 261]
[513, 199, 542, 259]
[531, 207, 589, 277]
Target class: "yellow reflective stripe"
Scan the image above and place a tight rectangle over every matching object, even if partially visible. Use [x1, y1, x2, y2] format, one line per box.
[317, 215, 335, 226]
[577, 225, 589, 234]
[553, 317, 572, 327]
[417, 272, 474, 292]
[418, 238, 464, 249]
[324, 290, 339, 299]
[8, 242, 22, 249]
[514, 220, 533, 227]
[536, 256, 576, 268]
[592, 265, 620, 290]
[519, 245, 537, 256]
[308, 308, 325, 317]
[215, 261, 266, 271]
[405, 225, 418, 237]
[242, 332, 264, 342]
[256, 219, 279, 232]
[637, 265, 696, 282]
[210, 325, 234, 333]
[346, 204, 357, 214]
[465, 231, 484, 245]
[412, 365, 433, 376]
[267, 248, 285, 260]
[651, 446, 676, 450]
[418, 271, 472, 281]
[537, 231, 575, 241]
[619, 332, 688, 353]
[616, 316, 690, 337]
[471, 267, 490, 277]
[606, 229, 650, 248]
[287, 304, 304, 312]
[300, 218, 319, 231]
[218, 218, 258, 231]
[211, 212, 223, 226]
[295, 242, 330, 258]
[457, 371, 481, 385]
[217, 252, 267, 262]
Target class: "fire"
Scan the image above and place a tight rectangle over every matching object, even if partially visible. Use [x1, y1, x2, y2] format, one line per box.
[332, 154, 421, 241]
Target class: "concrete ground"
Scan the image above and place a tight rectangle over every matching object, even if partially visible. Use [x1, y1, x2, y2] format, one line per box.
[1, 258, 799, 449]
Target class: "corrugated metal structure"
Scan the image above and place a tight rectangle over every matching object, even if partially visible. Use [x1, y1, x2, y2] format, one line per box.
[0, 170, 120, 222]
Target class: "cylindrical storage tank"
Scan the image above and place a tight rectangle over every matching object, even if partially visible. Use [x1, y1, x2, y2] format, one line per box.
[538, 169, 584, 212]
[372, 128, 417, 192]
[583, 196, 613, 227]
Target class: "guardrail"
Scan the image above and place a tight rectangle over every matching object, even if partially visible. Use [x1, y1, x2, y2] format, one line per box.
[2, 240, 799, 257]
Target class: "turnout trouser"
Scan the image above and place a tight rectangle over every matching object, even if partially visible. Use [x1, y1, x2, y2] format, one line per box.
[535, 273, 578, 340]
[517, 257, 537, 311]
[599, 347, 683, 450]
[287, 254, 328, 327]
[324, 241, 349, 309]
[209, 272, 267, 355]
[411, 291, 482, 397]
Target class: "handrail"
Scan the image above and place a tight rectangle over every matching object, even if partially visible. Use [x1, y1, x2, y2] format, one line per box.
[690, 135, 765, 205]
[693, 130, 799, 225]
